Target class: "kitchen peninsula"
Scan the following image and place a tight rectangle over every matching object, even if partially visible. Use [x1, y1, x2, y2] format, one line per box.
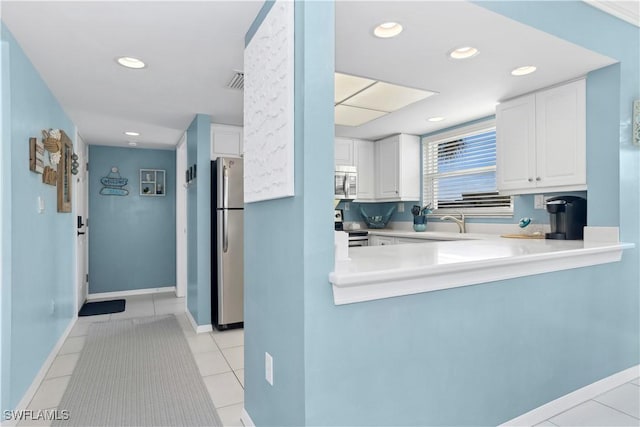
[330, 227, 633, 305]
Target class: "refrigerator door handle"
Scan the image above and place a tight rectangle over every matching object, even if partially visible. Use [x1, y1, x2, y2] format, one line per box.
[223, 209, 229, 253]
[223, 164, 229, 252]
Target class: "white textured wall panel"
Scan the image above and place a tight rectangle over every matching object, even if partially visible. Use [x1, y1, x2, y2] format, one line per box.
[243, 1, 295, 203]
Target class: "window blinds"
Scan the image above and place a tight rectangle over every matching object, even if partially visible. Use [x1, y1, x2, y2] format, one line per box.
[423, 129, 512, 214]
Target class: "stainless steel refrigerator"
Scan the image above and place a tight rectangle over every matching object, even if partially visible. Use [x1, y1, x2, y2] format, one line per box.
[211, 158, 243, 330]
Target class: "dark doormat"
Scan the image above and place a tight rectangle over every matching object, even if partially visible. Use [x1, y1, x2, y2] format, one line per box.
[78, 299, 126, 316]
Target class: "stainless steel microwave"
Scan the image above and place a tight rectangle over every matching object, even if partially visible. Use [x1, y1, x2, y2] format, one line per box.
[335, 166, 357, 200]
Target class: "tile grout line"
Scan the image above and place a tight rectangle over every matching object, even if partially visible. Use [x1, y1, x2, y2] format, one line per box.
[590, 398, 640, 420]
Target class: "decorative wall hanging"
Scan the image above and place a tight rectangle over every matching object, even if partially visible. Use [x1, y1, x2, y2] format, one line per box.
[71, 153, 79, 175]
[29, 137, 44, 173]
[633, 100, 639, 146]
[100, 167, 129, 196]
[42, 128, 62, 165]
[57, 135, 73, 212]
[42, 166, 57, 185]
[243, 0, 295, 203]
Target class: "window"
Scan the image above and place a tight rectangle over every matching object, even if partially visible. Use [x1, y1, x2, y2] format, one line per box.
[422, 121, 512, 216]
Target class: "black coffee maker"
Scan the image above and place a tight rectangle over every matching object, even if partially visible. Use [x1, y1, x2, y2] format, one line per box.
[545, 196, 587, 240]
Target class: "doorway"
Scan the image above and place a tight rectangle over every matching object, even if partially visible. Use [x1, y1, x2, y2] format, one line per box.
[75, 133, 89, 311]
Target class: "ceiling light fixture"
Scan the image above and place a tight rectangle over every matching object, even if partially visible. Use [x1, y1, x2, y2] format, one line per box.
[428, 117, 445, 122]
[116, 56, 146, 69]
[124, 131, 140, 136]
[511, 65, 537, 76]
[374, 22, 403, 38]
[449, 46, 479, 59]
[128, 142, 137, 147]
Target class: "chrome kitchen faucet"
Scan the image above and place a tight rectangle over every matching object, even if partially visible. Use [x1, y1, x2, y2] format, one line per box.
[441, 211, 466, 233]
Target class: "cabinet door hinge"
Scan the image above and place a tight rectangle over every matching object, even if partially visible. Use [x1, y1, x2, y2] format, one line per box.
[85, 273, 89, 283]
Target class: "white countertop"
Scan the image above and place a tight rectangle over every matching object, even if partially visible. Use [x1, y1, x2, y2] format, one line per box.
[329, 228, 633, 305]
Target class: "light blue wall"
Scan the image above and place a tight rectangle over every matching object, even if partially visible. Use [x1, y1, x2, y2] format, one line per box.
[88, 145, 176, 294]
[247, 1, 639, 426]
[186, 114, 212, 326]
[1, 24, 76, 412]
[0, 38, 12, 417]
[243, 1, 335, 425]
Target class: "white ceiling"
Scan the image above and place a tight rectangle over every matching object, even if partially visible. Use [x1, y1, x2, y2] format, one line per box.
[1, 1, 263, 149]
[334, 1, 617, 141]
[1, 1, 622, 149]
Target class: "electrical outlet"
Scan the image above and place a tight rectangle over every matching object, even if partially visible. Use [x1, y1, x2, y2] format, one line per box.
[265, 352, 273, 386]
[343, 202, 350, 211]
[37, 196, 45, 214]
[534, 194, 545, 210]
[397, 202, 404, 213]
[50, 300, 55, 315]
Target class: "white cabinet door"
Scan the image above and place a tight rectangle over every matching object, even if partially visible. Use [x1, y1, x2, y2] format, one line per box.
[395, 237, 424, 244]
[397, 134, 421, 200]
[496, 79, 586, 195]
[375, 134, 420, 201]
[335, 137, 354, 166]
[535, 79, 586, 188]
[496, 94, 537, 192]
[212, 124, 243, 159]
[369, 235, 395, 246]
[376, 135, 400, 199]
[354, 139, 375, 200]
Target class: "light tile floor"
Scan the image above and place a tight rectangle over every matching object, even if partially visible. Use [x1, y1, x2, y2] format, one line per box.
[18, 292, 245, 427]
[532, 378, 640, 427]
[18, 292, 639, 427]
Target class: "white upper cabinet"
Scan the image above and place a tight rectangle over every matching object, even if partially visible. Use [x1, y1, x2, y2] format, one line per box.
[354, 139, 375, 201]
[375, 134, 420, 201]
[497, 79, 586, 195]
[335, 137, 355, 166]
[211, 124, 243, 159]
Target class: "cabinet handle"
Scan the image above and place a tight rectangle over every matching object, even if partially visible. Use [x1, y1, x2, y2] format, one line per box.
[536, 177, 541, 181]
[528, 178, 533, 182]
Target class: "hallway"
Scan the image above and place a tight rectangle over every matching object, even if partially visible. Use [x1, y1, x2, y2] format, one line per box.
[19, 293, 244, 427]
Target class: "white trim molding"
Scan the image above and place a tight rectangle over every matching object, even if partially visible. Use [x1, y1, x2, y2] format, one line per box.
[500, 364, 640, 426]
[584, 0, 640, 27]
[5, 317, 77, 427]
[240, 408, 256, 427]
[185, 308, 213, 334]
[87, 286, 176, 301]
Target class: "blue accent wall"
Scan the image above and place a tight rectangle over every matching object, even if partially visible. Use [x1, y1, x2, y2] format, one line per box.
[243, 1, 335, 425]
[1, 24, 76, 412]
[186, 114, 212, 326]
[245, 1, 639, 426]
[88, 145, 176, 294]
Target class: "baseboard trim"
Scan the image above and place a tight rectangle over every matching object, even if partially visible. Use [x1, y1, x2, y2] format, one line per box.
[500, 364, 640, 426]
[87, 286, 176, 301]
[4, 317, 77, 427]
[240, 408, 255, 427]
[185, 308, 213, 334]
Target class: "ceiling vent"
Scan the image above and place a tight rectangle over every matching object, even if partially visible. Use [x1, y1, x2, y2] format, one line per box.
[227, 71, 244, 90]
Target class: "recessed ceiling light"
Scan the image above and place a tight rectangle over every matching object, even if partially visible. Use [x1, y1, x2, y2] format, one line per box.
[449, 46, 479, 59]
[374, 22, 403, 38]
[116, 56, 146, 69]
[124, 131, 140, 136]
[511, 65, 537, 76]
[128, 142, 137, 147]
[428, 117, 445, 122]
